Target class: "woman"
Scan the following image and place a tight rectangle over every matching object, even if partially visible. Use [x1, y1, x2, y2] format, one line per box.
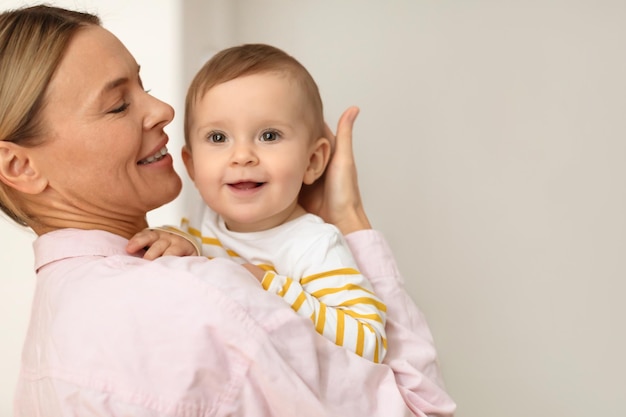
[0, 5, 455, 417]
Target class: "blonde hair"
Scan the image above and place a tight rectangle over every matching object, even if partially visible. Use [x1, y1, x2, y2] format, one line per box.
[0, 5, 100, 225]
[184, 43, 324, 148]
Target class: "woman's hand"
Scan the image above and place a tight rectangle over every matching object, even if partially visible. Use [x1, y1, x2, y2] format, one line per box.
[300, 106, 371, 235]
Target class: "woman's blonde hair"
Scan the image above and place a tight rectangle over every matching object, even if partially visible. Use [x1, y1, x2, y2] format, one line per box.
[0, 5, 100, 225]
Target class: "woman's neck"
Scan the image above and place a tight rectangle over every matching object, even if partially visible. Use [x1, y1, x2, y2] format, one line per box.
[28, 212, 148, 239]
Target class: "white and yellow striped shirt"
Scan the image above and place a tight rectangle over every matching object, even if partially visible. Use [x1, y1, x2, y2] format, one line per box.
[179, 204, 387, 363]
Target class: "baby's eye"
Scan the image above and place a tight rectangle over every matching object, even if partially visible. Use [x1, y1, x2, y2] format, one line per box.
[208, 132, 226, 143]
[260, 130, 279, 142]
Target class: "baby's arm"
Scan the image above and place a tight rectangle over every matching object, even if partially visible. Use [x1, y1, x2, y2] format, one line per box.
[126, 226, 201, 259]
[261, 232, 388, 363]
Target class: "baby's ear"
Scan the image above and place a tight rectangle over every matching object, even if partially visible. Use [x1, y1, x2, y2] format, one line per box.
[181, 145, 196, 181]
[303, 137, 331, 185]
[0, 142, 48, 194]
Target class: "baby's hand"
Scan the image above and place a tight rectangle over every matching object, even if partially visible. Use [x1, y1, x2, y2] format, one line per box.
[126, 227, 199, 260]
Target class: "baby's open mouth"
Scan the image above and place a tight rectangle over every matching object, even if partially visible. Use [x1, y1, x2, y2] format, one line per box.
[230, 181, 264, 190]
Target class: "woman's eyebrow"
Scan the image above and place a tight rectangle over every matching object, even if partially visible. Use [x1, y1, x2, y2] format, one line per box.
[103, 77, 128, 92]
[98, 65, 140, 98]
[96, 77, 129, 102]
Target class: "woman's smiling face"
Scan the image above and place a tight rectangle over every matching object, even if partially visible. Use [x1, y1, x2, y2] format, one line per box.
[31, 25, 181, 231]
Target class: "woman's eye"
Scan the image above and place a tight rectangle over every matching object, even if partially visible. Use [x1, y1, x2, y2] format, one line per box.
[110, 102, 130, 114]
[208, 132, 226, 143]
[260, 131, 279, 142]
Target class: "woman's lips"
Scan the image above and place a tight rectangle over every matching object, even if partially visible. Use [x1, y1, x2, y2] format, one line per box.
[138, 146, 168, 165]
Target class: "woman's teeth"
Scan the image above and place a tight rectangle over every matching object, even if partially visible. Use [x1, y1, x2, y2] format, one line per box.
[138, 147, 168, 165]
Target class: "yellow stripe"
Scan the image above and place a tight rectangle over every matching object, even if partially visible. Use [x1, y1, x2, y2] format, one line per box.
[278, 277, 293, 297]
[374, 337, 379, 363]
[257, 264, 276, 272]
[202, 236, 222, 246]
[185, 225, 228, 250]
[382, 337, 388, 351]
[292, 292, 307, 311]
[363, 322, 375, 334]
[338, 297, 387, 312]
[225, 249, 241, 257]
[261, 271, 276, 291]
[356, 323, 364, 357]
[312, 283, 375, 298]
[343, 310, 384, 323]
[316, 303, 327, 334]
[189, 229, 201, 238]
[336, 309, 345, 346]
[301, 268, 360, 285]
[187, 227, 202, 238]
[182, 222, 243, 257]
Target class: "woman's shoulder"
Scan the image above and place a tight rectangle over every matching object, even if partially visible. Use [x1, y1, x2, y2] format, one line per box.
[21, 254, 290, 414]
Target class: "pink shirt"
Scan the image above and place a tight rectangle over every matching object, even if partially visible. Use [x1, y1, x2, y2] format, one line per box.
[13, 228, 455, 417]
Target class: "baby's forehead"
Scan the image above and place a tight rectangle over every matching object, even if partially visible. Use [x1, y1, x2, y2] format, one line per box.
[222, 70, 298, 89]
[202, 71, 312, 110]
[192, 70, 322, 129]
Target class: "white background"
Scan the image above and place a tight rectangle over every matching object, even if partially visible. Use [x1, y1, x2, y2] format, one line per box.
[1, 1, 625, 416]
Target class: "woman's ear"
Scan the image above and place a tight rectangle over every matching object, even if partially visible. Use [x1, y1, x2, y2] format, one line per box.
[303, 137, 331, 185]
[0, 142, 48, 194]
[181, 145, 196, 181]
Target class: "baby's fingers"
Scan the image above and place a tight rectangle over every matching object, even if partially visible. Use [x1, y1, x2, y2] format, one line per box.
[143, 239, 172, 260]
[162, 243, 198, 257]
[126, 229, 160, 254]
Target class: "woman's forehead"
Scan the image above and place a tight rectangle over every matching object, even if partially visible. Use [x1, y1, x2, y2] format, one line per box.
[47, 25, 137, 101]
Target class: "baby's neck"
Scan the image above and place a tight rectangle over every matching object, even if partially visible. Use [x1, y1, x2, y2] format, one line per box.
[224, 204, 308, 233]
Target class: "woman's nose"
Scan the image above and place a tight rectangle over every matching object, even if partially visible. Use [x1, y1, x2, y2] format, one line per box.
[143, 93, 175, 130]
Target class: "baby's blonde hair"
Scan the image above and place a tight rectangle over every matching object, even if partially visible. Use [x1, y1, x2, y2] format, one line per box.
[184, 43, 325, 149]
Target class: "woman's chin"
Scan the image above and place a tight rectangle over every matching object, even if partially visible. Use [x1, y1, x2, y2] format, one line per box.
[149, 174, 183, 209]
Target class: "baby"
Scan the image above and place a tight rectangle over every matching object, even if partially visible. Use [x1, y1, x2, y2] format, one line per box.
[130, 44, 387, 363]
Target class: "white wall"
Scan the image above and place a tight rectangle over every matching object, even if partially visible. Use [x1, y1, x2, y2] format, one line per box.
[2, 1, 625, 416]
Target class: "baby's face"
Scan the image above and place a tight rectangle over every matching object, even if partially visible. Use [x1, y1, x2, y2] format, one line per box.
[184, 72, 321, 232]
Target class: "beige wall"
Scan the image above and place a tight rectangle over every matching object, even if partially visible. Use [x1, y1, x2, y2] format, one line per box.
[1, 1, 625, 416]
